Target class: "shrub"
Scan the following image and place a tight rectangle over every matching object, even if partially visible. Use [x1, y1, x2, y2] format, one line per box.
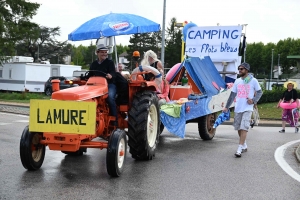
[258, 88, 300, 104]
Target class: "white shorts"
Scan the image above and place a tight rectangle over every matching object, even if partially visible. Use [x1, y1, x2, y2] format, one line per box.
[233, 111, 252, 131]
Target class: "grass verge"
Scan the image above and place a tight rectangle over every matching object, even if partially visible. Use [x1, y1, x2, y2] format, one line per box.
[0, 92, 50, 103]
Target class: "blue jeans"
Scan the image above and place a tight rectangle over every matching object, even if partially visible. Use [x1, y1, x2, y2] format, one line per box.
[107, 83, 117, 121]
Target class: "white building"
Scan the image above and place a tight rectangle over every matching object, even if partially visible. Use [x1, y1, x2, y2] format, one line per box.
[0, 56, 81, 92]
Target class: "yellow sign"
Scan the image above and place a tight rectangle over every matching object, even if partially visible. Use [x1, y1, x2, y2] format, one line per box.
[29, 100, 96, 134]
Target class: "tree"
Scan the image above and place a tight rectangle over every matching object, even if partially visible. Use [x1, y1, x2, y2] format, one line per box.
[15, 25, 71, 62]
[244, 42, 264, 77]
[71, 45, 87, 68]
[84, 41, 96, 64]
[126, 32, 162, 71]
[0, 0, 40, 61]
[164, 17, 182, 71]
[109, 43, 130, 64]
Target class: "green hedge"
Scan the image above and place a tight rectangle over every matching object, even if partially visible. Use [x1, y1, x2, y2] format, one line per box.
[258, 88, 300, 104]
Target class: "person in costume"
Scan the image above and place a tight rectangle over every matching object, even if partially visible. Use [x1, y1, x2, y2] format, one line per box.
[277, 82, 300, 133]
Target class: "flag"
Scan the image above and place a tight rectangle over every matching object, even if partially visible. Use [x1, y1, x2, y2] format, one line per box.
[239, 36, 247, 56]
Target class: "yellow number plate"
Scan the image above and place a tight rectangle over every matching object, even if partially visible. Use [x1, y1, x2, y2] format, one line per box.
[29, 100, 96, 134]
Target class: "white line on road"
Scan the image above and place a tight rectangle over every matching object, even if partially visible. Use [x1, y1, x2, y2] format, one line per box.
[274, 140, 300, 183]
[0, 123, 10, 125]
[14, 120, 29, 123]
[0, 112, 29, 118]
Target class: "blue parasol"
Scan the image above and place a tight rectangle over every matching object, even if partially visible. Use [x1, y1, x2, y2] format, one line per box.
[68, 13, 161, 41]
[213, 111, 230, 128]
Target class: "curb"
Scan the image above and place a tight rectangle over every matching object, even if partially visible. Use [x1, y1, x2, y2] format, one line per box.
[296, 145, 300, 163]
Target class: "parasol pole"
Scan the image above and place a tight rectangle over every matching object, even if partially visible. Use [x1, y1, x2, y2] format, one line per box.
[161, 0, 166, 68]
[114, 36, 119, 72]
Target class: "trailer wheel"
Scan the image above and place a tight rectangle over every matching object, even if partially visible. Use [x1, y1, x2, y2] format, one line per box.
[198, 113, 217, 140]
[106, 129, 127, 177]
[128, 91, 160, 160]
[20, 125, 45, 170]
[45, 87, 52, 96]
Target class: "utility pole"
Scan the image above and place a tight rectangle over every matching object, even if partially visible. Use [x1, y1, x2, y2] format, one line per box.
[161, 0, 166, 68]
[270, 49, 274, 90]
[37, 45, 39, 61]
[277, 54, 280, 84]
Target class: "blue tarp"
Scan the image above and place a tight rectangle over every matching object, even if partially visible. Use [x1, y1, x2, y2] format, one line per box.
[170, 56, 226, 97]
[161, 56, 227, 138]
[160, 105, 186, 138]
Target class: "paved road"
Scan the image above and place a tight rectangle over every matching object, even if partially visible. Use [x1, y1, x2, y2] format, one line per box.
[1, 112, 300, 200]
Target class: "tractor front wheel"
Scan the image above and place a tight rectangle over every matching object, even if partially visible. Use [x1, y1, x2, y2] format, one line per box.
[198, 113, 217, 140]
[106, 129, 127, 177]
[128, 91, 160, 160]
[20, 125, 45, 170]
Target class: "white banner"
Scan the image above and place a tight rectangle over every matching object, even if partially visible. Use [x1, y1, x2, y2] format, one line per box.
[185, 26, 242, 61]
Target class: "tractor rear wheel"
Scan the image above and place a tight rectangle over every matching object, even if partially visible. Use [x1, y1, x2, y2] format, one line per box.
[128, 91, 160, 160]
[160, 123, 164, 135]
[20, 125, 45, 170]
[106, 129, 127, 177]
[198, 113, 217, 140]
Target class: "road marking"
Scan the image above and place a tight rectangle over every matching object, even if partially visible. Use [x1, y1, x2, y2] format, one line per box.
[0, 123, 10, 125]
[14, 120, 29, 123]
[274, 140, 300, 183]
[0, 112, 29, 118]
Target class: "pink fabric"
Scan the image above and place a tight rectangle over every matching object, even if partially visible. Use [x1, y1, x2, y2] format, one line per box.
[157, 80, 170, 102]
[282, 109, 299, 127]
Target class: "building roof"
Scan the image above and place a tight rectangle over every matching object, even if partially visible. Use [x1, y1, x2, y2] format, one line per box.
[119, 52, 128, 57]
[287, 55, 300, 59]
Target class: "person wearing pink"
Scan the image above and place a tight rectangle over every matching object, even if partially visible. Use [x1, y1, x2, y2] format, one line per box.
[277, 82, 300, 133]
[223, 63, 263, 157]
[157, 79, 170, 106]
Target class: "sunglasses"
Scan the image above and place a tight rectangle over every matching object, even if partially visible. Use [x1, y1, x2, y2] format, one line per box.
[97, 50, 107, 53]
[238, 68, 245, 71]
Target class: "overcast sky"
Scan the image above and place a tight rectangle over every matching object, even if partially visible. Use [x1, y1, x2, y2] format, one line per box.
[29, 0, 300, 47]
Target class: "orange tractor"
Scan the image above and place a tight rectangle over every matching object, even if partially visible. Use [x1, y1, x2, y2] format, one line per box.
[20, 69, 164, 177]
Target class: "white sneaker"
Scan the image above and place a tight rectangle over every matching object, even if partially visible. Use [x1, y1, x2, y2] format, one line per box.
[242, 143, 247, 153]
[235, 145, 243, 157]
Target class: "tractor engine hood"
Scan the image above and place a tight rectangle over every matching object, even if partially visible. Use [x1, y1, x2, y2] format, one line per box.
[51, 77, 108, 101]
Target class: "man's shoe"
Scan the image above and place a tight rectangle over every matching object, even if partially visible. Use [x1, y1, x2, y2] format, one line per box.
[235, 145, 243, 157]
[235, 152, 242, 157]
[250, 120, 255, 128]
[242, 148, 247, 153]
[279, 129, 285, 133]
[295, 127, 299, 133]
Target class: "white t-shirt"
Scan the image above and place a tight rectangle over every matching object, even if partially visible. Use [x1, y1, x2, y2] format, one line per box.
[232, 77, 261, 113]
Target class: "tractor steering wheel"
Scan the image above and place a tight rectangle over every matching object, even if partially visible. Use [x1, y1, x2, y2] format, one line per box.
[84, 70, 107, 79]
